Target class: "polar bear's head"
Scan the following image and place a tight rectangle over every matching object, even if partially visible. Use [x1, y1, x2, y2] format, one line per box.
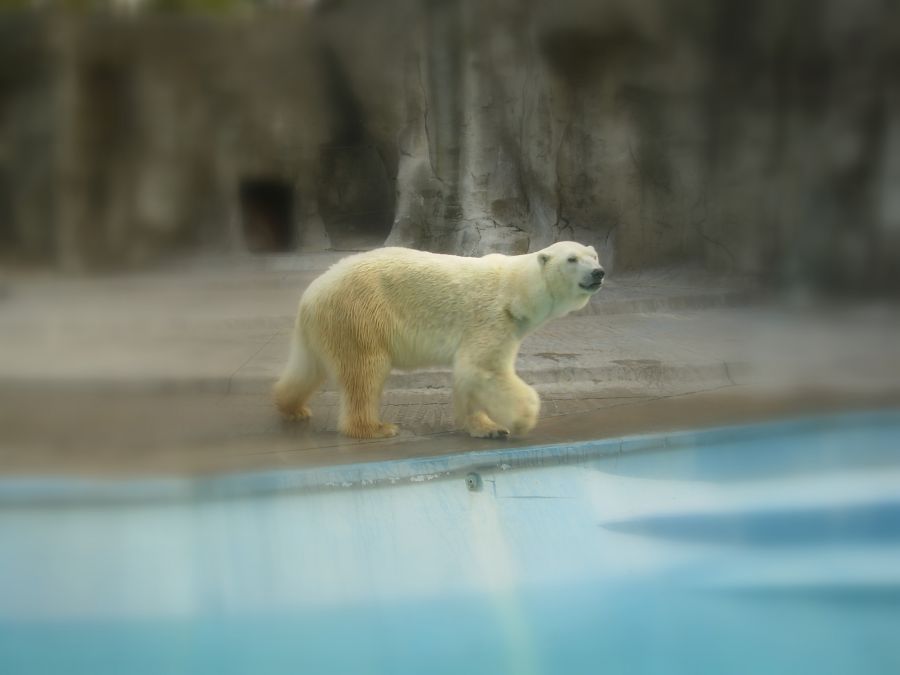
[537, 241, 605, 312]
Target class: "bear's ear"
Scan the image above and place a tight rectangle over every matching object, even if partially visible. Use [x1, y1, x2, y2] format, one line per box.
[538, 253, 550, 266]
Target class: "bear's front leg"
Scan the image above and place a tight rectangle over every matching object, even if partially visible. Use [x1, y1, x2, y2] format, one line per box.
[465, 410, 510, 439]
[454, 367, 540, 438]
[453, 370, 510, 438]
[503, 375, 540, 436]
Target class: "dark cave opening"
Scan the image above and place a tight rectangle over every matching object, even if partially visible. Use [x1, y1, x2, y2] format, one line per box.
[239, 178, 296, 253]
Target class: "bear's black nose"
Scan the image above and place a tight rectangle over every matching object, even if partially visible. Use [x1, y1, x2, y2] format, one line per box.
[592, 268, 605, 280]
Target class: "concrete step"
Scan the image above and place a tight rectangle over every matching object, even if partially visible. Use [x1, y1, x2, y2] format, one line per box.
[0, 360, 747, 395]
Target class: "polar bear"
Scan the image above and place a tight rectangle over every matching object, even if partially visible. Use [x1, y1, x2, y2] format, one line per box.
[274, 241, 605, 439]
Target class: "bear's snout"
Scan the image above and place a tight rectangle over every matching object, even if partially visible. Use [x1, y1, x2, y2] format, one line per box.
[579, 267, 605, 291]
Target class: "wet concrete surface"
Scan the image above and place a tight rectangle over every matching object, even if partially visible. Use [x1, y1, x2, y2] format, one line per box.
[2, 384, 897, 476]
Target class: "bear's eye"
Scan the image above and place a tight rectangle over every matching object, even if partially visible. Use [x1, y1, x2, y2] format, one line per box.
[567, 256, 577, 263]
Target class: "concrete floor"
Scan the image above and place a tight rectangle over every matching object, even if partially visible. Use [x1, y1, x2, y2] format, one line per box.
[1, 256, 898, 476]
[1, 385, 896, 476]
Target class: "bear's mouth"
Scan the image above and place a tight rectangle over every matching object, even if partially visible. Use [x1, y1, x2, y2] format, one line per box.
[579, 281, 603, 292]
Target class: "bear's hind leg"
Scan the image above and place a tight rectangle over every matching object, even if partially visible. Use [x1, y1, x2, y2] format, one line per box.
[336, 355, 398, 439]
[274, 327, 326, 421]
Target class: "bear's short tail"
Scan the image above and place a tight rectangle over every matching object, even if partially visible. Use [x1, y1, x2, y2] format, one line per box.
[273, 316, 325, 419]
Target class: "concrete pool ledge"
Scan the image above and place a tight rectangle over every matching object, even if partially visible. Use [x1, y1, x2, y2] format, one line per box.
[1, 408, 896, 508]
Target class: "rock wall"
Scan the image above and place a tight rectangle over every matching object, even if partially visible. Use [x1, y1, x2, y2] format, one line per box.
[52, 14, 329, 270]
[0, 13, 57, 265]
[373, 0, 900, 291]
[0, 1, 898, 292]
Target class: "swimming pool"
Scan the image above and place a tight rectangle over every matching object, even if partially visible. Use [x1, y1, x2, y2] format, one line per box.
[1, 411, 899, 674]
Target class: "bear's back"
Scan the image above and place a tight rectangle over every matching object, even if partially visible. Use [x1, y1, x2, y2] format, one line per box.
[300, 247, 514, 368]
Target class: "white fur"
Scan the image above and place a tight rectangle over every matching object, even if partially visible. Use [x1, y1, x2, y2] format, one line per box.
[274, 241, 603, 439]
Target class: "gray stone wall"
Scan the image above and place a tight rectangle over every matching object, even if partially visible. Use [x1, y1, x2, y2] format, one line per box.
[0, 1, 898, 292]
[378, 0, 900, 291]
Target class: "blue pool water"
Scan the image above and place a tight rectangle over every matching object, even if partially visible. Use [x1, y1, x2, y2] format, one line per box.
[1, 411, 899, 675]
